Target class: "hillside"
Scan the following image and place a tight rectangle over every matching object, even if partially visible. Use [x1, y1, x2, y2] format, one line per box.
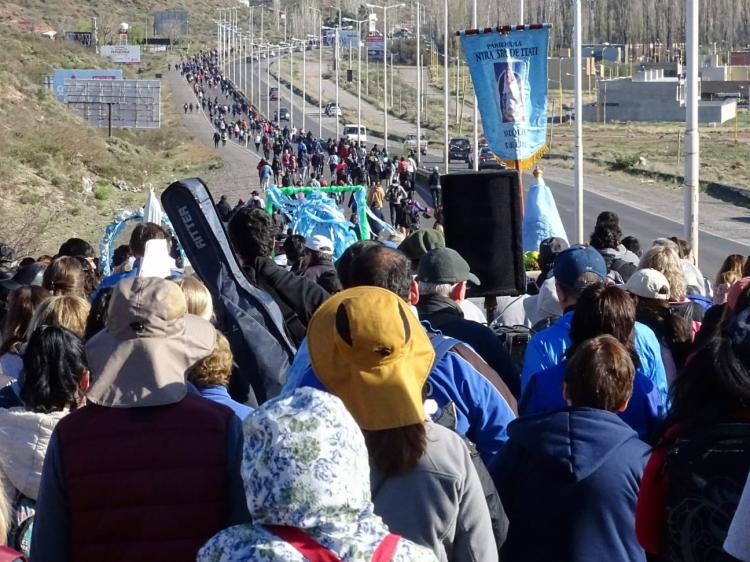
[0, 24, 220, 256]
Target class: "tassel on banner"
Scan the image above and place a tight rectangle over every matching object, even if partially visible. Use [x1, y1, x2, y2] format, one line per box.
[497, 144, 549, 171]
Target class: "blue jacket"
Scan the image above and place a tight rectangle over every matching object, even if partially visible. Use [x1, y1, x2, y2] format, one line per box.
[519, 361, 665, 439]
[283, 331, 516, 464]
[489, 407, 648, 562]
[520, 311, 668, 406]
[198, 385, 254, 421]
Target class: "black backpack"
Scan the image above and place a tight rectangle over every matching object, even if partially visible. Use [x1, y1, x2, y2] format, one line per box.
[162, 178, 296, 404]
[663, 422, 750, 562]
[491, 324, 534, 374]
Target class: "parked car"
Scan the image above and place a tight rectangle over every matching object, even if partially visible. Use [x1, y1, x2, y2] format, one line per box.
[269, 87, 279, 101]
[274, 107, 290, 121]
[448, 137, 471, 162]
[343, 124, 367, 143]
[473, 146, 506, 170]
[324, 102, 342, 117]
[403, 133, 428, 155]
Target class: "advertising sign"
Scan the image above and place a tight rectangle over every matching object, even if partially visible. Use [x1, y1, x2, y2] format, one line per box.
[459, 25, 550, 168]
[52, 69, 123, 102]
[64, 79, 161, 129]
[101, 45, 142, 64]
[366, 34, 384, 61]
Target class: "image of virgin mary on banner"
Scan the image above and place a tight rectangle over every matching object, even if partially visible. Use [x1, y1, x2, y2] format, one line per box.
[459, 24, 550, 169]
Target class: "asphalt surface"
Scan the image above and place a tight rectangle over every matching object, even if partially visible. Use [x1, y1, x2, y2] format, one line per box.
[229, 53, 750, 276]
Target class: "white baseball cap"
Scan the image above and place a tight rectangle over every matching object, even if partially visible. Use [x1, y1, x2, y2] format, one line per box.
[625, 268, 670, 300]
[305, 234, 333, 255]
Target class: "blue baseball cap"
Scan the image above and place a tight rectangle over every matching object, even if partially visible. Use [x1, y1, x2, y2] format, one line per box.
[553, 245, 606, 289]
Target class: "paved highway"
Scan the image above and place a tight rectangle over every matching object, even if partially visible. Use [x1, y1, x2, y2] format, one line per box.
[233, 54, 750, 276]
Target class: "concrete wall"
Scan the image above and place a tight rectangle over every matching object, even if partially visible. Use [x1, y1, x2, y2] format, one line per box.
[548, 57, 596, 91]
[585, 77, 736, 123]
[591, 77, 685, 122]
[698, 100, 737, 124]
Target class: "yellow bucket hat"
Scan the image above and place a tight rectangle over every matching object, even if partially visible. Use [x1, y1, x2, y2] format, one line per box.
[308, 286, 435, 431]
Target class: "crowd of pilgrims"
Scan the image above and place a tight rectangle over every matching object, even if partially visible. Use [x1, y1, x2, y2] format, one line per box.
[0, 47, 746, 562]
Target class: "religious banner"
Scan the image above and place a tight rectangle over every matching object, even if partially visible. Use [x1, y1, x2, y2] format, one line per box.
[458, 24, 550, 169]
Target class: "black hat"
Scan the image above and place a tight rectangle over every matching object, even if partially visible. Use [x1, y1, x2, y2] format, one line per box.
[539, 237, 569, 270]
[0, 263, 46, 291]
[417, 247, 480, 286]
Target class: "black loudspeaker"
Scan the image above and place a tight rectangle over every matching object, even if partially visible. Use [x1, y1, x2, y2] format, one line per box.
[441, 170, 525, 297]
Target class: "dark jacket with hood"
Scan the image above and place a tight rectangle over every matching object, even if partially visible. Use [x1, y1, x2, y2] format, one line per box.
[417, 293, 520, 398]
[489, 407, 649, 562]
[243, 256, 329, 347]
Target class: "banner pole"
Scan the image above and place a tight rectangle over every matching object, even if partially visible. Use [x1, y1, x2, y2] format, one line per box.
[515, 160, 524, 218]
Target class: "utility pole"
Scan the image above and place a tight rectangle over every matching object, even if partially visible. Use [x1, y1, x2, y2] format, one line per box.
[574, 0, 584, 243]
[249, 6, 254, 106]
[685, 0, 700, 258]
[335, 26, 340, 137]
[472, 0, 478, 170]
[216, 10, 221, 71]
[443, 0, 449, 172]
[302, 40, 307, 132]
[290, 43, 294, 130]
[416, 1, 421, 164]
[318, 13, 323, 139]
[266, 45, 271, 118]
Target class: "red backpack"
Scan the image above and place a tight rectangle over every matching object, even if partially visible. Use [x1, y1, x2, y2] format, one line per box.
[265, 525, 400, 562]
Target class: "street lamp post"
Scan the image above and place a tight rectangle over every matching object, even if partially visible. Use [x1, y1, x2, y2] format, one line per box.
[247, 6, 255, 105]
[335, 26, 340, 138]
[289, 42, 294, 130]
[366, 3, 405, 153]
[216, 9, 222, 72]
[310, 7, 322, 139]
[277, 47, 282, 124]
[344, 16, 371, 147]
[301, 39, 307, 132]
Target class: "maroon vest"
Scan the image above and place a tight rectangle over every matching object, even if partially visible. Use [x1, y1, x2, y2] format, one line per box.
[56, 394, 233, 562]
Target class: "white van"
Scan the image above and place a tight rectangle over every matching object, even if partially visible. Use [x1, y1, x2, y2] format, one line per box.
[342, 124, 367, 143]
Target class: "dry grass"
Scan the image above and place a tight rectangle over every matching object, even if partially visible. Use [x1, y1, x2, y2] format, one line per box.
[548, 112, 750, 188]
[0, 25, 218, 255]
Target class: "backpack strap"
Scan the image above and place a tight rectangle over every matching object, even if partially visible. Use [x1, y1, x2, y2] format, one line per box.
[372, 534, 401, 562]
[427, 330, 462, 371]
[264, 525, 340, 562]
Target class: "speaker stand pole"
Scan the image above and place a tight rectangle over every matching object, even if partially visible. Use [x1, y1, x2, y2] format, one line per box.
[515, 160, 525, 218]
[484, 295, 497, 324]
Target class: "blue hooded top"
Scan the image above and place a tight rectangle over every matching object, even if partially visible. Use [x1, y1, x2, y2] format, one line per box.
[519, 360, 665, 439]
[489, 407, 648, 562]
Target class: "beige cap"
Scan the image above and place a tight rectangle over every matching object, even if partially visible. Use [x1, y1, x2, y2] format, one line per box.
[625, 268, 670, 301]
[85, 276, 216, 408]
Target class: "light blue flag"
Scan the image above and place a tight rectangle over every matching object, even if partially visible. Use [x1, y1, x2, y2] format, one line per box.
[459, 25, 549, 167]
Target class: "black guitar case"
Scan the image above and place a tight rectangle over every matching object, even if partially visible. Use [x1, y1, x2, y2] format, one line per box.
[161, 178, 296, 404]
